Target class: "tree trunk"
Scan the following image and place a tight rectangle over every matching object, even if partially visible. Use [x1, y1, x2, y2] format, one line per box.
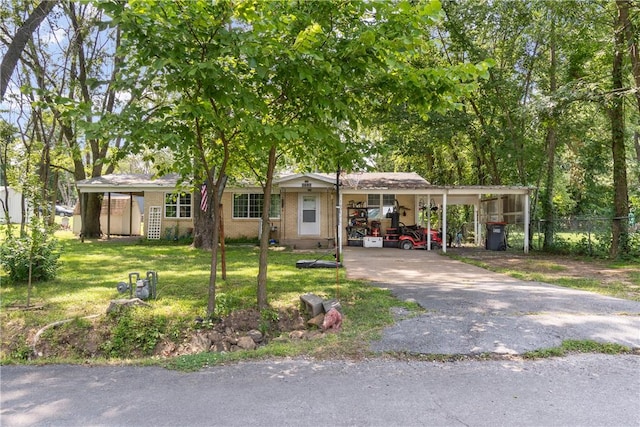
[193, 181, 215, 249]
[82, 193, 103, 238]
[257, 145, 277, 310]
[542, 14, 558, 252]
[610, 6, 630, 258]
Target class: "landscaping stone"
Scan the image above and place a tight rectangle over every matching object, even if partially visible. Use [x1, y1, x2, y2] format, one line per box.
[237, 336, 257, 350]
[307, 313, 325, 328]
[247, 329, 263, 343]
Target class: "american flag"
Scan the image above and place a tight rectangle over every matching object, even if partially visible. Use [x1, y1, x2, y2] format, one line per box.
[200, 183, 208, 212]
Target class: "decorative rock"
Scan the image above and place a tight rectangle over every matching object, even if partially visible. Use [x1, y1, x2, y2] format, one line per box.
[190, 333, 211, 353]
[237, 336, 257, 350]
[247, 329, 263, 343]
[307, 313, 325, 328]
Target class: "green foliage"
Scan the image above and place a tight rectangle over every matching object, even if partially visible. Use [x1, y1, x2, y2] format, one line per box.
[0, 220, 60, 283]
[100, 307, 168, 358]
[259, 307, 280, 335]
[7, 335, 32, 362]
[215, 293, 243, 318]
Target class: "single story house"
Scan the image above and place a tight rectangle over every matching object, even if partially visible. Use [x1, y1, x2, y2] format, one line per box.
[75, 172, 533, 254]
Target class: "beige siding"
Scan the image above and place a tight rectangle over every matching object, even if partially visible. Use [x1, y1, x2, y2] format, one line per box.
[144, 191, 194, 239]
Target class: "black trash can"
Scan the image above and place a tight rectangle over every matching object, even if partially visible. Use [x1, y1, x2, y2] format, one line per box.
[486, 222, 507, 251]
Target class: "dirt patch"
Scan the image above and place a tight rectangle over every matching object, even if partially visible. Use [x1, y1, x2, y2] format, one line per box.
[10, 306, 312, 361]
[450, 247, 640, 300]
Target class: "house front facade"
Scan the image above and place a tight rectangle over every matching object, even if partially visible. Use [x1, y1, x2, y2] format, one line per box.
[76, 172, 533, 253]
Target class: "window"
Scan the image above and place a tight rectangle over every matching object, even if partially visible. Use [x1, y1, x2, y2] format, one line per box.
[233, 193, 281, 219]
[367, 194, 396, 219]
[165, 192, 192, 218]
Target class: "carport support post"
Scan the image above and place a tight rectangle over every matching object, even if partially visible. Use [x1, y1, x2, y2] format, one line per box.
[442, 192, 447, 253]
[475, 197, 480, 246]
[426, 195, 431, 251]
[524, 192, 530, 254]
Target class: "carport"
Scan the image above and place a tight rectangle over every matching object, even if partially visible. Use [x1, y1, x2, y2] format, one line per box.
[415, 185, 532, 254]
[338, 179, 532, 255]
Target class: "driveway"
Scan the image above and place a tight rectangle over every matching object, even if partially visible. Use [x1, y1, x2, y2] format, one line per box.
[342, 248, 640, 355]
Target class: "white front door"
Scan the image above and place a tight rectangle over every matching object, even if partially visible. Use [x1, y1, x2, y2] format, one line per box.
[299, 194, 320, 235]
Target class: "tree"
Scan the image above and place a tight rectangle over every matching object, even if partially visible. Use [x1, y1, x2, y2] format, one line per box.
[2, 1, 135, 238]
[0, 0, 58, 100]
[108, 0, 490, 313]
[610, 0, 630, 257]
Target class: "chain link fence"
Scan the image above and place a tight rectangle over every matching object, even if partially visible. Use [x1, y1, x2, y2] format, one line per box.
[497, 216, 639, 256]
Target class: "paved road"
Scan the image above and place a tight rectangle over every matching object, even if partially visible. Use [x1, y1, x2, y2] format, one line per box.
[2, 248, 639, 426]
[2, 355, 639, 427]
[342, 248, 640, 355]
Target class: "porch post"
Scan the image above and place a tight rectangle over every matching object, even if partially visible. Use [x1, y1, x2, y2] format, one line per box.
[524, 192, 530, 254]
[107, 192, 111, 240]
[442, 192, 447, 253]
[129, 193, 133, 236]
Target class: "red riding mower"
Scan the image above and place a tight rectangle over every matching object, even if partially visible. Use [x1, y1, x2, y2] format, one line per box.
[397, 224, 442, 250]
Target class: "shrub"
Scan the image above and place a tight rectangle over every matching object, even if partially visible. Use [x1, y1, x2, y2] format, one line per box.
[0, 219, 60, 283]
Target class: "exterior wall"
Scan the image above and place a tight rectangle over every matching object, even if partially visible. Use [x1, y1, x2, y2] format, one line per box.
[144, 191, 194, 239]
[279, 188, 335, 249]
[220, 192, 282, 241]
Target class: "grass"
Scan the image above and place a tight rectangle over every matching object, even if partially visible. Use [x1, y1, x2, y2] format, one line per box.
[523, 340, 632, 359]
[447, 251, 640, 301]
[0, 230, 416, 367]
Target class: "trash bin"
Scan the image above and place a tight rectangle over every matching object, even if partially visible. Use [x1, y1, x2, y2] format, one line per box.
[486, 222, 507, 251]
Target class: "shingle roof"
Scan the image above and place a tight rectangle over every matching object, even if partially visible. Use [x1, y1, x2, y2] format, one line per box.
[319, 172, 430, 190]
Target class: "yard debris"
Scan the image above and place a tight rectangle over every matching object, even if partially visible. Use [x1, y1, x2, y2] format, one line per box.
[300, 293, 343, 333]
[322, 308, 342, 332]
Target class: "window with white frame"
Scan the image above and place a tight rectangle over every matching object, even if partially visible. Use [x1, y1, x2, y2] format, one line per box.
[233, 193, 281, 219]
[165, 192, 192, 218]
[367, 194, 396, 219]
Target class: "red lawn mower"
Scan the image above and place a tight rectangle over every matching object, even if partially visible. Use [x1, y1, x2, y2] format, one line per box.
[397, 224, 442, 250]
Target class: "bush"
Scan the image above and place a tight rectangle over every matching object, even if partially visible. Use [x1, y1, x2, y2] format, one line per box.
[0, 219, 60, 282]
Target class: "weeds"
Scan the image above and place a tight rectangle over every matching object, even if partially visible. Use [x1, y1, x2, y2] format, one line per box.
[523, 340, 631, 359]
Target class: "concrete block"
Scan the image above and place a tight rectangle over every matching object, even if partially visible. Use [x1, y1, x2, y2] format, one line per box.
[322, 299, 342, 314]
[300, 293, 324, 317]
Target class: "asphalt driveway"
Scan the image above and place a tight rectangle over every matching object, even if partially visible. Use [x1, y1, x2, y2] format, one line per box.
[342, 248, 640, 355]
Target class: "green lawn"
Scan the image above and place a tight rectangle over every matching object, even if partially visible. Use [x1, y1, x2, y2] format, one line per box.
[1, 231, 418, 366]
